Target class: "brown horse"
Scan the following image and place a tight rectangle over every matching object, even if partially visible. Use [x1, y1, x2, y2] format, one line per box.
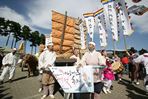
[22, 54, 38, 77]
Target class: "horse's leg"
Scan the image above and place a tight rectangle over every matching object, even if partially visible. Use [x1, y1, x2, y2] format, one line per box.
[27, 64, 31, 77]
[32, 65, 38, 76]
[21, 61, 24, 71]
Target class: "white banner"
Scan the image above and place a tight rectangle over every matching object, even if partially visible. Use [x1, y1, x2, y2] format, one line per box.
[79, 22, 86, 49]
[83, 13, 95, 41]
[102, 0, 119, 41]
[94, 8, 107, 47]
[50, 66, 94, 93]
[108, 1, 118, 41]
[117, 0, 134, 36]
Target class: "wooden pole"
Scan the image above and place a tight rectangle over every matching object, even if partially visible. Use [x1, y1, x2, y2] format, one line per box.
[112, 38, 116, 56]
[123, 35, 127, 51]
[60, 11, 67, 54]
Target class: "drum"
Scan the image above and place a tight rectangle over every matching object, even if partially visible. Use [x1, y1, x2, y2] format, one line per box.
[112, 62, 124, 73]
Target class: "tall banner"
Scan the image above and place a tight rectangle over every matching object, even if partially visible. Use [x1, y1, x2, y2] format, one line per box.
[94, 8, 107, 47]
[101, 0, 119, 41]
[45, 34, 52, 47]
[83, 13, 95, 41]
[79, 22, 86, 49]
[50, 66, 94, 93]
[117, 0, 134, 36]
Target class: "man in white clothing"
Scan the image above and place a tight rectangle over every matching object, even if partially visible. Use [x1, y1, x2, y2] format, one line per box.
[35, 44, 45, 92]
[0, 48, 17, 83]
[134, 50, 148, 93]
[79, 42, 104, 99]
[39, 42, 56, 99]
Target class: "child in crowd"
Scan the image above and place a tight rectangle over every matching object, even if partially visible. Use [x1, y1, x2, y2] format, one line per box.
[102, 60, 115, 94]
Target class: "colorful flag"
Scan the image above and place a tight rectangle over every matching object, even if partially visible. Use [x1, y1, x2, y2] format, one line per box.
[128, 5, 148, 16]
[83, 13, 95, 41]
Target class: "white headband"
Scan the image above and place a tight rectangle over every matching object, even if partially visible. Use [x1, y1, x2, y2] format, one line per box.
[89, 42, 96, 46]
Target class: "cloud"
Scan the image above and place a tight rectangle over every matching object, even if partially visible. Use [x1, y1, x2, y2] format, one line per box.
[131, 13, 148, 33]
[1, 0, 147, 34]
[0, 6, 30, 27]
[27, 0, 102, 30]
[125, 0, 148, 34]
[27, 0, 148, 33]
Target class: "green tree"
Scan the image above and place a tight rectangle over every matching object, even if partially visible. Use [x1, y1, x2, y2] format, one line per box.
[40, 34, 45, 45]
[29, 31, 40, 54]
[5, 20, 13, 47]
[21, 25, 31, 53]
[12, 22, 21, 48]
[0, 17, 5, 36]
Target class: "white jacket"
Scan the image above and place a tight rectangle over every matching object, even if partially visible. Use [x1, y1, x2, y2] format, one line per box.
[2, 53, 17, 67]
[38, 50, 56, 70]
[134, 53, 148, 74]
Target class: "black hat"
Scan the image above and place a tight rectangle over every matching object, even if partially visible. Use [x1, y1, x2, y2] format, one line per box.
[129, 47, 137, 53]
[139, 48, 148, 55]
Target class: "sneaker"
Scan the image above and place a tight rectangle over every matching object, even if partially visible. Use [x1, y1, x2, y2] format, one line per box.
[41, 95, 47, 99]
[103, 87, 108, 94]
[106, 89, 111, 93]
[9, 79, 12, 83]
[135, 82, 140, 85]
[119, 78, 122, 81]
[38, 88, 42, 92]
[49, 95, 55, 99]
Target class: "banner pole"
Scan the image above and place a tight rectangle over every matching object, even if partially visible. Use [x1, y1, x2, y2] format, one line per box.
[123, 35, 127, 51]
[112, 38, 116, 56]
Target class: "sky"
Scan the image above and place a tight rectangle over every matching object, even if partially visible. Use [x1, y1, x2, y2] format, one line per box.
[0, 0, 148, 54]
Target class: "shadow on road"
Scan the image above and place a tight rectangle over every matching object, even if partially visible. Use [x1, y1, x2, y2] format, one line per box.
[118, 78, 148, 99]
[126, 90, 148, 99]
[3, 96, 13, 99]
[4, 76, 27, 83]
[0, 85, 13, 99]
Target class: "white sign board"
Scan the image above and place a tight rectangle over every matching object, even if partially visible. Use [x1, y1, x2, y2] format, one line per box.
[50, 66, 94, 93]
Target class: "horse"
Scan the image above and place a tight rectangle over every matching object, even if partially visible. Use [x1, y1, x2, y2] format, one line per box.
[22, 54, 38, 77]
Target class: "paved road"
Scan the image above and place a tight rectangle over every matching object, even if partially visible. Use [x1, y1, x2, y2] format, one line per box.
[0, 67, 148, 99]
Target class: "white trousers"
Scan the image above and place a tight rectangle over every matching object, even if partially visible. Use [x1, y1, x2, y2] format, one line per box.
[43, 84, 54, 96]
[0, 66, 16, 81]
[104, 80, 112, 89]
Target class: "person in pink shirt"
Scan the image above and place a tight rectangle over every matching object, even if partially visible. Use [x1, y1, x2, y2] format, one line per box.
[102, 60, 115, 94]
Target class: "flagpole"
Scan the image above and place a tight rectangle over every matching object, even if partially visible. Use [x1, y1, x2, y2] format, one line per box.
[123, 35, 127, 51]
[60, 11, 67, 54]
[112, 38, 116, 56]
